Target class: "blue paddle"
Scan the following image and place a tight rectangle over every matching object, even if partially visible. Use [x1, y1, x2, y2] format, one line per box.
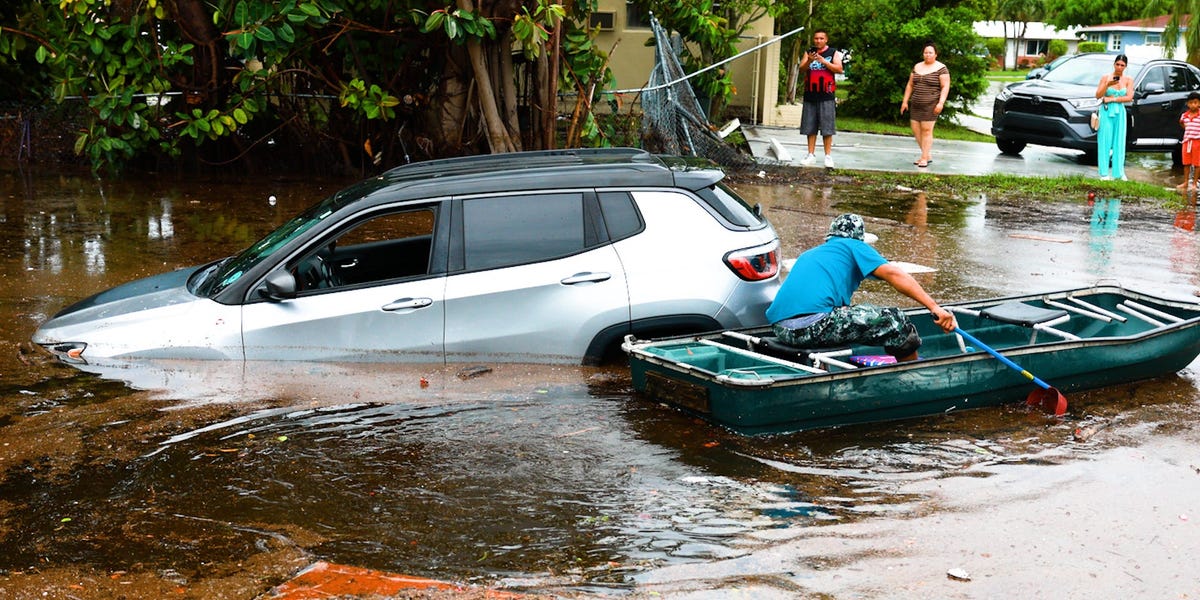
[954, 327, 1067, 416]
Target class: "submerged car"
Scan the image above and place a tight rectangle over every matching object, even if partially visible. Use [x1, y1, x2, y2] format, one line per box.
[34, 148, 781, 366]
[992, 53, 1200, 162]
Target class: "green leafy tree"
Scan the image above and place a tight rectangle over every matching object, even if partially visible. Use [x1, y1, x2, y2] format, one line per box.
[820, 1, 986, 123]
[0, 0, 614, 172]
[1042, 0, 1141, 30]
[1143, 0, 1200, 64]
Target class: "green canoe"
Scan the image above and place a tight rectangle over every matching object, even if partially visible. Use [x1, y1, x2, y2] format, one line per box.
[622, 284, 1200, 435]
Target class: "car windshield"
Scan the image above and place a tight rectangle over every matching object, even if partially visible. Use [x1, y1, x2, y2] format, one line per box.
[1043, 55, 1145, 86]
[192, 176, 395, 297]
[193, 199, 337, 297]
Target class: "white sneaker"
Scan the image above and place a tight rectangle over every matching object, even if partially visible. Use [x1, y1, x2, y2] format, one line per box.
[1100, 175, 1112, 181]
[1118, 176, 1128, 181]
[800, 153, 816, 166]
[824, 155, 834, 169]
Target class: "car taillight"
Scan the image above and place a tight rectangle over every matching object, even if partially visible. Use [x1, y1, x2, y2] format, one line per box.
[724, 242, 780, 281]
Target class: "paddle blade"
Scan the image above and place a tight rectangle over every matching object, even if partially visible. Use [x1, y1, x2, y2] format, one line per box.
[1026, 387, 1067, 416]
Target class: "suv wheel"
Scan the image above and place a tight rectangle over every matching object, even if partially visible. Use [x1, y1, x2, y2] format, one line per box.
[996, 138, 1026, 155]
[1172, 144, 1184, 168]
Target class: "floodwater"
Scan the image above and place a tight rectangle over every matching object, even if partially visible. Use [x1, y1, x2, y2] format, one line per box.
[2, 166, 1199, 599]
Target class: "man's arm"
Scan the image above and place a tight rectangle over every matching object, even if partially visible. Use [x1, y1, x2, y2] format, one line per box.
[872, 263, 957, 332]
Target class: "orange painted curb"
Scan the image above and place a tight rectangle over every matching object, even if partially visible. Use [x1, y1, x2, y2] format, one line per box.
[269, 561, 525, 599]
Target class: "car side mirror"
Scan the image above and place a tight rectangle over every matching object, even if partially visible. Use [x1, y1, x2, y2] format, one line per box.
[1139, 82, 1165, 98]
[259, 270, 298, 301]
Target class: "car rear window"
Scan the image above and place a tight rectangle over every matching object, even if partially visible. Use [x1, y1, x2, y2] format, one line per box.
[693, 183, 765, 228]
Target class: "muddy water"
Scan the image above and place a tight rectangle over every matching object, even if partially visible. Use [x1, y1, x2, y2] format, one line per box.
[1, 166, 1199, 599]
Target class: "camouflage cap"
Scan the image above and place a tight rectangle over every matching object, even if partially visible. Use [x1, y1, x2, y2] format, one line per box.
[826, 213, 867, 241]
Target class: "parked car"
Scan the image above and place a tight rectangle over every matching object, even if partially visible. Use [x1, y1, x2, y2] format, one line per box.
[1025, 53, 1075, 79]
[33, 148, 781, 366]
[992, 53, 1200, 163]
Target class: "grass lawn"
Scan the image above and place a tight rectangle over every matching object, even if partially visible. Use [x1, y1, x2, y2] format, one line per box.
[836, 115, 991, 143]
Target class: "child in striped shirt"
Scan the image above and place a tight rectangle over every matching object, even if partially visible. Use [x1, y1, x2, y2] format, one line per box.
[1179, 91, 1200, 192]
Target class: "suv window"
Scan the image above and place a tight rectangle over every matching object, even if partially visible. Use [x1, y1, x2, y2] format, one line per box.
[597, 191, 643, 241]
[1141, 66, 1167, 92]
[462, 193, 587, 270]
[291, 206, 436, 292]
[693, 183, 764, 228]
[1168, 65, 1198, 92]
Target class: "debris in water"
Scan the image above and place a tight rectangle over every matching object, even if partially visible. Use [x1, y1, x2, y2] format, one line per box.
[457, 365, 493, 380]
[947, 567, 971, 581]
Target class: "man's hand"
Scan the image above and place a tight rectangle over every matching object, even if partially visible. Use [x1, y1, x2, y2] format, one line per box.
[931, 307, 957, 333]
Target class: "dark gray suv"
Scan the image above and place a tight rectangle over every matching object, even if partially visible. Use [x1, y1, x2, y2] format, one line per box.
[992, 53, 1200, 162]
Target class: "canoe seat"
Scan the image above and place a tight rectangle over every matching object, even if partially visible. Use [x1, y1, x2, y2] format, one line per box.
[960, 301, 1079, 345]
[980, 301, 1069, 326]
[752, 337, 856, 369]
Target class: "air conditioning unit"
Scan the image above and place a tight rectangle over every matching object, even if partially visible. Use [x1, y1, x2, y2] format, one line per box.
[589, 11, 615, 31]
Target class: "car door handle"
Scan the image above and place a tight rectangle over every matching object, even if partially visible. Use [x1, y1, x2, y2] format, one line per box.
[382, 297, 433, 311]
[338, 258, 359, 269]
[561, 272, 612, 285]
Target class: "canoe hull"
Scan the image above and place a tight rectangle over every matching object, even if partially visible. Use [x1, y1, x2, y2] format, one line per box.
[625, 285, 1200, 435]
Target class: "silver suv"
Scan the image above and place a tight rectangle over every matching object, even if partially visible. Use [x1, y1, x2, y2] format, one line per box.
[34, 148, 781, 366]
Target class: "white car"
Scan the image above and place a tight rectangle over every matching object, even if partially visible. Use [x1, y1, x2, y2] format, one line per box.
[34, 148, 781, 365]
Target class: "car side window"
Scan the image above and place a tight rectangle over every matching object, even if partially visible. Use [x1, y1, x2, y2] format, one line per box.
[1140, 66, 1166, 93]
[462, 193, 586, 271]
[1167, 66, 1192, 92]
[597, 191, 643, 241]
[291, 207, 436, 292]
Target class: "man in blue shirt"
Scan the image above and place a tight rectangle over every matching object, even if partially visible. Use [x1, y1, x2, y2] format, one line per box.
[766, 213, 957, 361]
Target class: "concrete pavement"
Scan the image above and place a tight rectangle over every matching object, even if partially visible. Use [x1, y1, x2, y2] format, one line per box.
[743, 126, 1173, 185]
[744, 79, 1178, 186]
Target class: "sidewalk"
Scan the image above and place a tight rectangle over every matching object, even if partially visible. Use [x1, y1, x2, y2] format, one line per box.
[743, 127, 1168, 183]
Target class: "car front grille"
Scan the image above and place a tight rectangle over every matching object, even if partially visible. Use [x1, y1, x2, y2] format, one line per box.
[1004, 97, 1070, 119]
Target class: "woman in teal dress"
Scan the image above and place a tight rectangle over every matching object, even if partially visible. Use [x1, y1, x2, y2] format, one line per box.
[1094, 54, 1132, 180]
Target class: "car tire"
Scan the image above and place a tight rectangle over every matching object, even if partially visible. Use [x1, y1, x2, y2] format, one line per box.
[1172, 144, 1184, 168]
[996, 138, 1026, 155]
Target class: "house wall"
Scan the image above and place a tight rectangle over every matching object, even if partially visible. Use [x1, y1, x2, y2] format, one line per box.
[1082, 30, 1186, 60]
[592, 0, 781, 124]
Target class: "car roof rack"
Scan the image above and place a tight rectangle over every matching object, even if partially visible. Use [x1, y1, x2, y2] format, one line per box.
[383, 148, 658, 180]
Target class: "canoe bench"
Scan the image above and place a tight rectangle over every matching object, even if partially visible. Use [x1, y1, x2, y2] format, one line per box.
[719, 330, 866, 371]
[948, 301, 1079, 347]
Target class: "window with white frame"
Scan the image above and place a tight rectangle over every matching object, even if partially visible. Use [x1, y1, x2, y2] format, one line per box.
[1024, 40, 1048, 55]
[1145, 33, 1162, 46]
[1109, 33, 1122, 51]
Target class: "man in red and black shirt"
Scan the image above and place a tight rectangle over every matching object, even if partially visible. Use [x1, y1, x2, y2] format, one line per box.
[799, 30, 844, 169]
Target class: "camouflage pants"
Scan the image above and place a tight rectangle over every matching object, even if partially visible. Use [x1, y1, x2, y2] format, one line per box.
[772, 304, 921, 357]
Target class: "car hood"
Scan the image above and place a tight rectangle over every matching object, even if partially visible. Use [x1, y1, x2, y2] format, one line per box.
[41, 266, 203, 329]
[1006, 80, 1096, 100]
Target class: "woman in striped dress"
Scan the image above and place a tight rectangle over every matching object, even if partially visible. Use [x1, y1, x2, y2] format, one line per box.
[900, 43, 950, 168]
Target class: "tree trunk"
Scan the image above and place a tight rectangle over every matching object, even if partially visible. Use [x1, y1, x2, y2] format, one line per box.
[458, 0, 517, 154]
[498, 30, 523, 151]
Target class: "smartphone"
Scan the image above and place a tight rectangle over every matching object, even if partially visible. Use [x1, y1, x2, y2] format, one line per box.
[1112, 76, 1120, 81]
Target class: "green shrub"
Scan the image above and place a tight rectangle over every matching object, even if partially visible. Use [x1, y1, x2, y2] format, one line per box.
[1047, 39, 1067, 59]
[985, 37, 1006, 63]
[1079, 41, 1107, 53]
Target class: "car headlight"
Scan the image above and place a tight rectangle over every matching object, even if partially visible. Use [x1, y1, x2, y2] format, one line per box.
[1068, 97, 1102, 109]
[997, 87, 1014, 102]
